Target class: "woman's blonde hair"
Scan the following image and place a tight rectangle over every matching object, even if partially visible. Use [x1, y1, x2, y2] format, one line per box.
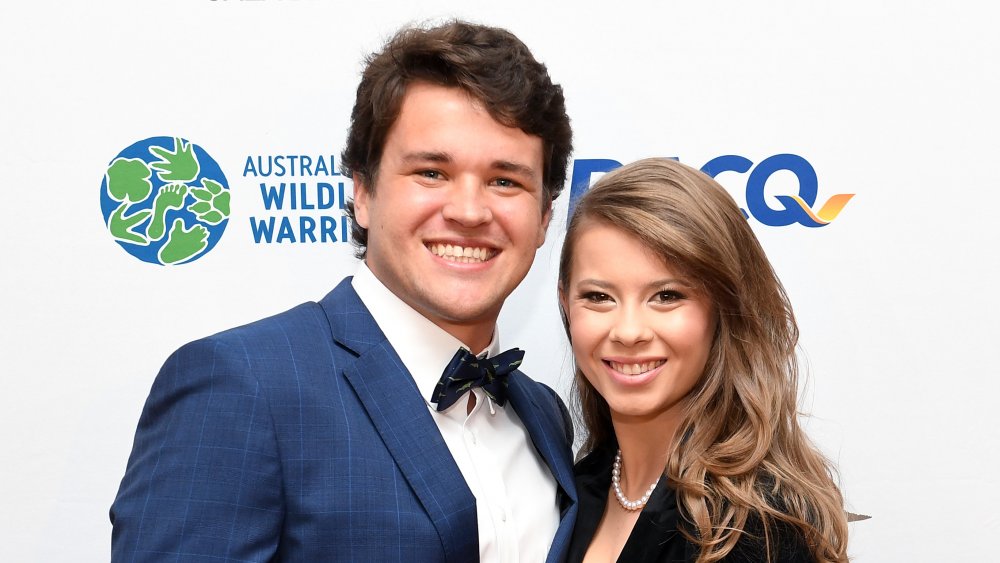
[558, 158, 848, 562]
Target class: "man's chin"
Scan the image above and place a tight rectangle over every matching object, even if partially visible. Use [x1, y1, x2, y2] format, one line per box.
[421, 294, 506, 325]
[431, 301, 503, 325]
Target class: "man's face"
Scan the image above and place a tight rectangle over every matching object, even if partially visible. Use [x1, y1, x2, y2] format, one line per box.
[354, 82, 551, 349]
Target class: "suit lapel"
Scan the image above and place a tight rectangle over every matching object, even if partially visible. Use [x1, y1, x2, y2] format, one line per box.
[506, 373, 579, 563]
[320, 279, 479, 563]
[505, 374, 577, 505]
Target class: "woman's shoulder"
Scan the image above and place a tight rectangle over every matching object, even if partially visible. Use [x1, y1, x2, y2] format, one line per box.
[724, 513, 813, 563]
[573, 441, 617, 477]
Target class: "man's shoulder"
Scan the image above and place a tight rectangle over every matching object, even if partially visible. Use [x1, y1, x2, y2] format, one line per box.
[193, 277, 363, 348]
[158, 300, 326, 385]
[513, 371, 561, 403]
[167, 279, 357, 363]
[198, 299, 327, 350]
[511, 370, 573, 445]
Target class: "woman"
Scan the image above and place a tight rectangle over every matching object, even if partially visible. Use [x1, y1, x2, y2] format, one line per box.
[558, 158, 849, 562]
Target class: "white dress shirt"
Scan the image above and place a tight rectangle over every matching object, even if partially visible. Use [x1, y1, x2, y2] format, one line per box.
[352, 263, 560, 562]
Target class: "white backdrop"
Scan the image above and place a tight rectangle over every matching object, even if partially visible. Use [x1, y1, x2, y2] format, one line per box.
[3, 1, 998, 561]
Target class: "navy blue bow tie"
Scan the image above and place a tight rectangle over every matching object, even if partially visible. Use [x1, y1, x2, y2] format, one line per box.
[431, 347, 524, 411]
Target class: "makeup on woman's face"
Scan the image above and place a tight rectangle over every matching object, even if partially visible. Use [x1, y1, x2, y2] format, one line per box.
[561, 222, 715, 424]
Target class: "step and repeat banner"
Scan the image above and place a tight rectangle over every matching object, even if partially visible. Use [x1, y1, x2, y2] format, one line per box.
[2, 1, 997, 561]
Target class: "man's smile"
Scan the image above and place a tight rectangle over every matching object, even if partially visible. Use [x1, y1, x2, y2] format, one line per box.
[427, 242, 499, 264]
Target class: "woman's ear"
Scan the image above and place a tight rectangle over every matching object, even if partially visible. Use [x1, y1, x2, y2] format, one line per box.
[557, 284, 571, 339]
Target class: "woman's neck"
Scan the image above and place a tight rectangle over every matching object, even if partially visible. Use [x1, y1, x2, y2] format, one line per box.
[610, 412, 681, 498]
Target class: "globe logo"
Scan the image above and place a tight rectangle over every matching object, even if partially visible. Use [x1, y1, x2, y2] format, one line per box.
[100, 137, 230, 265]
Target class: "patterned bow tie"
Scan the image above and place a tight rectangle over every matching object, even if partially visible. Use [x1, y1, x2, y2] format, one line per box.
[431, 347, 524, 412]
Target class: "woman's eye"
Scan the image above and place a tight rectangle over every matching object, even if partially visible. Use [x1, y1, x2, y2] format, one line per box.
[654, 290, 684, 303]
[581, 291, 612, 304]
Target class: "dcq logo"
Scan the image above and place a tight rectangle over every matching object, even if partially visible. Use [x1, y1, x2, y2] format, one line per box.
[569, 154, 853, 227]
[100, 137, 231, 264]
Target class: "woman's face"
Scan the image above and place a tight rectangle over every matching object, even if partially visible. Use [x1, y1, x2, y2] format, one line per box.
[561, 221, 716, 425]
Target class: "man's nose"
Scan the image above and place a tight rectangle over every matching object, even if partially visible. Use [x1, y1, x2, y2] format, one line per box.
[441, 177, 492, 227]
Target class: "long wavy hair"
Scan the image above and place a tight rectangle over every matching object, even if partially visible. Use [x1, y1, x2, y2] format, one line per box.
[558, 158, 849, 562]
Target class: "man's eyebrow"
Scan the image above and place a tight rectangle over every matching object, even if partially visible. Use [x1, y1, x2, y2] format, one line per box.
[492, 160, 537, 179]
[399, 153, 537, 179]
[400, 151, 452, 164]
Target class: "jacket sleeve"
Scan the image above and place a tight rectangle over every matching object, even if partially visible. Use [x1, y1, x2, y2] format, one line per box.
[110, 337, 284, 562]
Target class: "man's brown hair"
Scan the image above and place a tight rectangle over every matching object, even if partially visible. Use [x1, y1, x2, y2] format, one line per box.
[341, 20, 573, 258]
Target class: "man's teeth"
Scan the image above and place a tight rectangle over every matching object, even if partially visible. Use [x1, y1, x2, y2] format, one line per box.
[610, 360, 665, 375]
[428, 244, 495, 263]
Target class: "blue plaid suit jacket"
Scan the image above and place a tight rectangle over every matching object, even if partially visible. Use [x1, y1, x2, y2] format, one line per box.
[111, 278, 578, 562]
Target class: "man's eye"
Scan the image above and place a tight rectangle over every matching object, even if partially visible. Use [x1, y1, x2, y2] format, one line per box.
[418, 170, 442, 180]
[492, 178, 520, 188]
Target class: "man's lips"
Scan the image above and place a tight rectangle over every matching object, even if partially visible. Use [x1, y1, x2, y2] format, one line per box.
[427, 242, 498, 264]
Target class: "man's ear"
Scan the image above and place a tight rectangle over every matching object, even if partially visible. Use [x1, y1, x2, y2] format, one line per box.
[536, 204, 553, 248]
[353, 174, 371, 228]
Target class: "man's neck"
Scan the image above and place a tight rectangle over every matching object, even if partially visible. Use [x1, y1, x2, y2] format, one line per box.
[438, 323, 494, 355]
[362, 261, 500, 354]
[352, 262, 500, 355]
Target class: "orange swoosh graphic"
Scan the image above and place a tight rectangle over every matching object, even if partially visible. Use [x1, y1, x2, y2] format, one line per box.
[788, 193, 855, 225]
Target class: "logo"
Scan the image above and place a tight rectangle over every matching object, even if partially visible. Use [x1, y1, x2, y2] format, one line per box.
[100, 137, 231, 264]
[243, 154, 351, 244]
[568, 154, 853, 227]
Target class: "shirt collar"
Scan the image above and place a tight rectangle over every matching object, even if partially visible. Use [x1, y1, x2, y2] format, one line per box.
[351, 262, 500, 406]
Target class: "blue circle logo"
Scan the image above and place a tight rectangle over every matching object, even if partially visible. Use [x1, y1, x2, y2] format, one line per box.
[100, 137, 230, 265]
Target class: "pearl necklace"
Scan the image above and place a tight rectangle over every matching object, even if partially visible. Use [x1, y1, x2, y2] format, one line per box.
[612, 449, 660, 511]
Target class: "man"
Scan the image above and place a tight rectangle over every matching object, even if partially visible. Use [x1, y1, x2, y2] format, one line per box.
[111, 21, 576, 562]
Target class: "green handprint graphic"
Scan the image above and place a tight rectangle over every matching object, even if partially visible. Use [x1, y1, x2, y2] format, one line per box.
[158, 218, 209, 264]
[106, 158, 153, 202]
[188, 178, 231, 225]
[149, 137, 200, 183]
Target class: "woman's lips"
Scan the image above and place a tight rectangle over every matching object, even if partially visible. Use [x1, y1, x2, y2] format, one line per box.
[603, 359, 666, 386]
